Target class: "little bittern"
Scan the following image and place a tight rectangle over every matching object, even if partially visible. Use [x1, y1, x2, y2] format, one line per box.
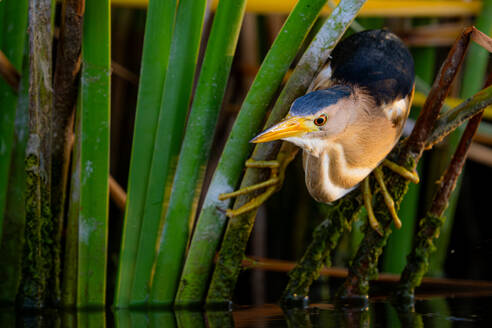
[221, 29, 419, 234]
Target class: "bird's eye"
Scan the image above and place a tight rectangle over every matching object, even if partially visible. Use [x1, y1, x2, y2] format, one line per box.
[314, 114, 327, 126]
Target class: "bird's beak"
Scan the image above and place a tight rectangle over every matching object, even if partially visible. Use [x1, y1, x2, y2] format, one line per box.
[251, 116, 316, 143]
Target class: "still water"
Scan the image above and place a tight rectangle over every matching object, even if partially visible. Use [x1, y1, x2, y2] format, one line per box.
[2, 295, 492, 327]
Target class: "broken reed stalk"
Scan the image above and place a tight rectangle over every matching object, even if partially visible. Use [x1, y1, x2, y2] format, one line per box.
[19, 0, 55, 308]
[207, 0, 368, 306]
[395, 73, 492, 303]
[61, 106, 80, 308]
[338, 27, 489, 301]
[51, 0, 84, 307]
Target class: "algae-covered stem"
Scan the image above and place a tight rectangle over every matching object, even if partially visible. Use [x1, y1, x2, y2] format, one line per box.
[338, 27, 486, 300]
[205, 0, 368, 306]
[281, 192, 363, 305]
[395, 72, 492, 303]
[19, 0, 55, 308]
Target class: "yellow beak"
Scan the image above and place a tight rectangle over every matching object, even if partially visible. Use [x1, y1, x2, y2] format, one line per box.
[251, 116, 317, 143]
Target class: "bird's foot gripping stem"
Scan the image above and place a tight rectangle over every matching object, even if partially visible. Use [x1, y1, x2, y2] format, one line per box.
[218, 143, 298, 218]
[363, 159, 419, 235]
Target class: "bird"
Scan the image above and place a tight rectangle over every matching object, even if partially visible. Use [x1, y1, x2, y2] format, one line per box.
[220, 29, 419, 234]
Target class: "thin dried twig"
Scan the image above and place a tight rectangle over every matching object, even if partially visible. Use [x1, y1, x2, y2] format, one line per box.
[0, 50, 21, 92]
[109, 175, 127, 210]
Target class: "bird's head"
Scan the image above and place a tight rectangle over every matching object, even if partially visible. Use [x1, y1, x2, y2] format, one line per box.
[251, 85, 357, 156]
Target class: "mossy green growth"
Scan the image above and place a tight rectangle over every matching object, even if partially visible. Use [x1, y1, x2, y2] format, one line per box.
[281, 191, 363, 305]
[338, 153, 416, 299]
[18, 153, 56, 308]
[205, 209, 258, 307]
[395, 214, 445, 301]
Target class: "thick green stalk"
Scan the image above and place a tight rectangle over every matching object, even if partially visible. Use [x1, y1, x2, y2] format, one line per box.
[157, 0, 247, 307]
[181, 0, 329, 306]
[207, 0, 367, 306]
[114, 0, 177, 308]
[139, 0, 207, 307]
[18, 0, 54, 308]
[0, 39, 29, 305]
[0, 0, 29, 243]
[428, 2, 492, 276]
[76, 0, 110, 308]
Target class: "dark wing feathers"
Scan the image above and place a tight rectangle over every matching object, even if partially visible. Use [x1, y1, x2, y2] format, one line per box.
[330, 29, 414, 105]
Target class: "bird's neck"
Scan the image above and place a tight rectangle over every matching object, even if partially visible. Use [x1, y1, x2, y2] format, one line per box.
[302, 144, 371, 203]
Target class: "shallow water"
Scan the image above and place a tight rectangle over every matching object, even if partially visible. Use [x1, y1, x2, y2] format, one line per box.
[2, 295, 492, 328]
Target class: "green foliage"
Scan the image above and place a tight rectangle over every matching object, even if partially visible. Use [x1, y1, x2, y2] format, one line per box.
[135, 0, 208, 306]
[0, 0, 29, 243]
[155, 0, 247, 306]
[76, 0, 111, 308]
[114, 0, 178, 309]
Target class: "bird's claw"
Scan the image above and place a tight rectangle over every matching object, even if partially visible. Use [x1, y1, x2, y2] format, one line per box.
[218, 143, 298, 218]
[363, 160, 419, 234]
[218, 159, 283, 218]
[382, 159, 419, 184]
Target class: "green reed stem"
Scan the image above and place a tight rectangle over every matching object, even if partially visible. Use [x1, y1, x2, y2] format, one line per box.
[0, 0, 29, 243]
[0, 38, 29, 305]
[76, 0, 110, 308]
[157, 0, 247, 307]
[114, 0, 177, 308]
[145, 0, 207, 306]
